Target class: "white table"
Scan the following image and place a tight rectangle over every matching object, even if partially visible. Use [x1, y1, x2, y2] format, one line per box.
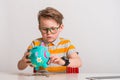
[0, 72, 120, 80]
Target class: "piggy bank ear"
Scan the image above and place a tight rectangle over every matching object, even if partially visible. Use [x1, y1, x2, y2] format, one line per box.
[44, 51, 47, 58]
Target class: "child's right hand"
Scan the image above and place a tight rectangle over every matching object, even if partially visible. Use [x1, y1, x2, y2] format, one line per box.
[22, 52, 33, 67]
[18, 52, 34, 70]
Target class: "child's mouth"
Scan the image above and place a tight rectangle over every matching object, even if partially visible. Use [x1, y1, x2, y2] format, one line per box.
[47, 36, 52, 39]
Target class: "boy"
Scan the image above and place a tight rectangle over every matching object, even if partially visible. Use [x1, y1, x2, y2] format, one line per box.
[18, 7, 82, 72]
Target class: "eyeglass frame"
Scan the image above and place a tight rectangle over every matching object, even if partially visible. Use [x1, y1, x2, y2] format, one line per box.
[39, 25, 60, 34]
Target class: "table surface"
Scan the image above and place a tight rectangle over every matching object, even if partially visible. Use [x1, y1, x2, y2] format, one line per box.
[0, 72, 120, 80]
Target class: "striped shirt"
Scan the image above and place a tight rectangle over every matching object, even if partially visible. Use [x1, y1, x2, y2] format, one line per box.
[27, 37, 77, 72]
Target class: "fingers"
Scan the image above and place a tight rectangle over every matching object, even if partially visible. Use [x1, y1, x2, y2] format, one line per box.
[52, 57, 60, 64]
[28, 62, 34, 67]
[48, 56, 64, 65]
[49, 56, 58, 63]
[22, 52, 33, 67]
[25, 52, 30, 59]
[26, 59, 34, 67]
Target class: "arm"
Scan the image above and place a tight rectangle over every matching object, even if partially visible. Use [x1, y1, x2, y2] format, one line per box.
[48, 52, 82, 67]
[67, 52, 82, 67]
[17, 52, 33, 70]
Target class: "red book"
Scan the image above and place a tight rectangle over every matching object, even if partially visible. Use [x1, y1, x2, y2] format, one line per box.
[66, 67, 79, 73]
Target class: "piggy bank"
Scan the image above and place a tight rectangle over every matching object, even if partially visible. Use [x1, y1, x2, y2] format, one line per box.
[28, 44, 50, 71]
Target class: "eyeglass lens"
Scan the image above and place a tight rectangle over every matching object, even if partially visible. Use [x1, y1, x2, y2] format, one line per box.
[40, 27, 59, 34]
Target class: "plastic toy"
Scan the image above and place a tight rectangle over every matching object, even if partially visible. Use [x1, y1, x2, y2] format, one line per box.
[28, 43, 50, 71]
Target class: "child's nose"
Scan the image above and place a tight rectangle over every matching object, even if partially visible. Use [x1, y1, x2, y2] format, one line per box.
[46, 29, 52, 34]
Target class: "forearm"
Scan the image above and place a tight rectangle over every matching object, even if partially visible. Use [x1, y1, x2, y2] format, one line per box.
[68, 57, 82, 67]
[17, 59, 28, 70]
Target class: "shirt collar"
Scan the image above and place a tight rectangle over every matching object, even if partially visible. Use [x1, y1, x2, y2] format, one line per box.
[41, 37, 60, 46]
[52, 37, 60, 46]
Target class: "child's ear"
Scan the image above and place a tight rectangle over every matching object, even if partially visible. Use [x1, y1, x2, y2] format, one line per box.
[60, 24, 64, 31]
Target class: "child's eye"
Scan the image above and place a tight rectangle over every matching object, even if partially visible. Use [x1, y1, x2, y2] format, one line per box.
[51, 27, 56, 30]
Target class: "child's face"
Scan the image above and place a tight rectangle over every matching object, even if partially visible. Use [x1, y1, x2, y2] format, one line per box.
[39, 17, 63, 43]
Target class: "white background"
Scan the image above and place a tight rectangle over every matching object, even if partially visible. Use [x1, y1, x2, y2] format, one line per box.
[0, 0, 120, 73]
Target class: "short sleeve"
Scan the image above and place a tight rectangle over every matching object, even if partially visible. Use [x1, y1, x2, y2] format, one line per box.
[27, 38, 41, 52]
[67, 40, 77, 55]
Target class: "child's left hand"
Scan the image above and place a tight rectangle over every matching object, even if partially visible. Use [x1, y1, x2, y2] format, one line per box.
[48, 56, 65, 66]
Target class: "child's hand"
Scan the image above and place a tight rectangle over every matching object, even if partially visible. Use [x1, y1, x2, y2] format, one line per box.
[18, 52, 33, 70]
[22, 52, 33, 67]
[48, 56, 65, 66]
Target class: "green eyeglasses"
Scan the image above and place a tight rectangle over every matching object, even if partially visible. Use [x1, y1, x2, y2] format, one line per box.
[39, 26, 60, 34]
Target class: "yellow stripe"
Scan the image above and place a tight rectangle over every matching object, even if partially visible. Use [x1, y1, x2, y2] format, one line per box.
[58, 40, 70, 45]
[49, 45, 75, 54]
[48, 43, 54, 46]
[69, 45, 75, 49]
[49, 48, 68, 54]
[33, 41, 41, 46]
[27, 45, 33, 50]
